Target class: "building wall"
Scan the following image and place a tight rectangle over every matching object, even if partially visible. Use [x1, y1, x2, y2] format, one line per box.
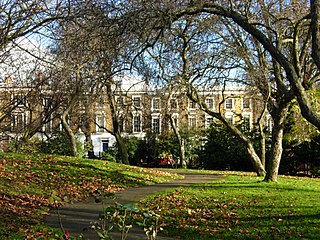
[0, 78, 262, 157]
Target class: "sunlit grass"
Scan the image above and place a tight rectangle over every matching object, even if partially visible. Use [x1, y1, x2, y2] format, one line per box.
[0, 153, 180, 239]
[138, 173, 320, 240]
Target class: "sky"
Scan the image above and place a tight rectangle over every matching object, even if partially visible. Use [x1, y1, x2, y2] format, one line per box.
[0, 36, 52, 84]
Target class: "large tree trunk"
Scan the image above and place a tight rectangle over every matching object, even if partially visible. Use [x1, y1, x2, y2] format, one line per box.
[82, 119, 95, 158]
[264, 105, 289, 182]
[114, 131, 129, 164]
[61, 95, 78, 157]
[85, 133, 95, 159]
[81, 104, 95, 158]
[311, 0, 320, 69]
[106, 81, 130, 165]
[258, 131, 266, 168]
[169, 114, 187, 168]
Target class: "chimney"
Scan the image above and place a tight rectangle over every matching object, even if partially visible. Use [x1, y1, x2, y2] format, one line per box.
[4, 75, 12, 83]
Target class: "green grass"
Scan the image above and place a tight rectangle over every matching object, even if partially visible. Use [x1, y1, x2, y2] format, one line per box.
[138, 172, 320, 240]
[3, 155, 320, 240]
[0, 153, 180, 239]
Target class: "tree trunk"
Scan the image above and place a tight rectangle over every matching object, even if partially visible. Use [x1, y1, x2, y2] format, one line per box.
[222, 118, 266, 176]
[106, 80, 130, 165]
[61, 95, 78, 157]
[311, 0, 320, 69]
[264, 105, 289, 182]
[259, 135, 266, 168]
[81, 104, 95, 158]
[82, 122, 94, 158]
[85, 134, 95, 159]
[169, 114, 187, 168]
[115, 131, 130, 164]
[179, 138, 187, 168]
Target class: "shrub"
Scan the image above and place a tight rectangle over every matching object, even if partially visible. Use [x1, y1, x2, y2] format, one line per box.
[196, 123, 255, 171]
[38, 131, 84, 157]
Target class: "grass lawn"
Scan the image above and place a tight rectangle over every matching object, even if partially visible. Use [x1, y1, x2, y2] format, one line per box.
[0, 153, 180, 239]
[138, 171, 320, 240]
[2, 154, 320, 240]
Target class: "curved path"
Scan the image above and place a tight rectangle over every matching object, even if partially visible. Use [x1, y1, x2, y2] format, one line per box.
[45, 171, 221, 240]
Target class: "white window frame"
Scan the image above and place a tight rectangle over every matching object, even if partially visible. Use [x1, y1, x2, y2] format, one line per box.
[188, 99, 197, 110]
[96, 113, 106, 132]
[266, 114, 273, 132]
[242, 98, 251, 110]
[188, 115, 197, 128]
[132, 95, 142, 109]
[12, 112, 26, 131]
[43, 119, 53, 133]
[224, 98, 234, 110]
[133, 112, 142, 133]
[205, 114, 214, 128]
[242, 113, 252, 130]
[152, 97, 161, 111]
[151, 114, 161, 134]
[95, 96, 106, 109]
[101, 139, 110, 152]
[169, 113, 179, 130]
[116, 96, 124, 108]
[169, 98, 178, 110]
[225, 112, 234, 124]
[12, 94, 27, 107]
[205, 97, 215, 110]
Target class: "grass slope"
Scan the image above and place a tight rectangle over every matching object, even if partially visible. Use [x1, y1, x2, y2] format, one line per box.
[139, 172, 320, 240]
[0, 153, 180, 239]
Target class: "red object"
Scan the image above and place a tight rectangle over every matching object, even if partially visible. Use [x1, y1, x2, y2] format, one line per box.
[156, 157, 174, 167]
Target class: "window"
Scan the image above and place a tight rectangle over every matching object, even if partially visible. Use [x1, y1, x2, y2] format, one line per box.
[79, 98, 88, 109]
[133, 114, 142, 132]
[101, 139, 109, 152]
[119, 115, 124, 132]
[43, 97, 52, 110]
[169, 113, 179, 129]
[242, 113, 252, 131]
[242, 98, 251, 109]
[12, 113, 25, 132]
[188, 115, 197, 128]
[43, 119, 52, 133]
[170, 98, 178, 110]
[152, 98, 161, 111]
[225, 98, 234, 110]
[13, 94, 26, 107]
[205, 115, 214, 128]
[132, 96, 141, 108]
[152, 115, 161, 133]
[206, 97, 215, 109]
[96, 114, 106, 132]
[116, 96, 124, 108]
[188, 99, 197, 110]
[96, 96, 106, 108]
[266, 114, 273, 132]
[225, 113, 234, 124]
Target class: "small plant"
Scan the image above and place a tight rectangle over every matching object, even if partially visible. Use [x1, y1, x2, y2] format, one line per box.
[92, 194, 162, 240]
[136, 210, 162, 240]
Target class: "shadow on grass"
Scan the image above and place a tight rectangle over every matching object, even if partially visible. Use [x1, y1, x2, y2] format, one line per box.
[188, 182, 320, 193]
[163, 212, 320, 240]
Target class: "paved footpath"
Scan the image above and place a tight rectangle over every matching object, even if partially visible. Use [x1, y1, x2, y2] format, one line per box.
[45, 171, 221, 240]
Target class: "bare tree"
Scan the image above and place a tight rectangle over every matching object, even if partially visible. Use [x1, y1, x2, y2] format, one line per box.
[50, 1, 134, 163]
[49, 14, 102, 156]
[0, 1, 68, 143]
[142, 15, 268, 175]
[0, 0, 67, 52]
[122, 0, 319, 180]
